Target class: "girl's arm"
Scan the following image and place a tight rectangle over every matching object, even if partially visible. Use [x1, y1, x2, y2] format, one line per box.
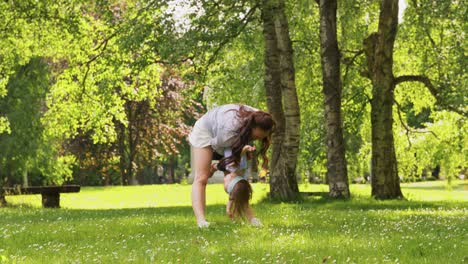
[226, 199, 234, 219]
[246, 206, 255, 221]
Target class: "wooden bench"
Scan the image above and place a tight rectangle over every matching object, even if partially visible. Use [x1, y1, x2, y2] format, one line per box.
[3, 185, 80, 208]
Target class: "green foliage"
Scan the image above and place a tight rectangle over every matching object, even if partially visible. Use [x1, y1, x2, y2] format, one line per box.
[40, 1, 202, 185]
[0, 58, 75, 185]
[0, 0, 85, 184]
[0, 117, 10, 135]
[392, 0, 466, 182]
[0, 0, 465, 186]
[0, 0, 77, 134]
[204, 30, 266, 108]
[394, 109, 467, 182]
[396, 0, 467, 113]
[0, 1, 202, 186]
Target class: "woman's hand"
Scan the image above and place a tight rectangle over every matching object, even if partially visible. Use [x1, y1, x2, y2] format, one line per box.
[241, 145, 256, 155]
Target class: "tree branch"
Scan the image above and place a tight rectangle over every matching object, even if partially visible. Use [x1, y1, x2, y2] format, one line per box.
[394, 75, 467, 117]
[80, 0, 161, 97]
[291, 39, 315, 56]
[342, 49, 364, 86]
[393, 99, 439, 149]
[202, 4, 259, 76]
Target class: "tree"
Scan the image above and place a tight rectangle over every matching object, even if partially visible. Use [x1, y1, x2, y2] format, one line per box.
[391, 0, 466, 183]
[1, 59, 52, 187]
[42, 1, 202, 186]
[362, 0, 403, 199]
[261, 0, 300, 201]
[0, 0, 82, 206]
[317, 0, 350, 198]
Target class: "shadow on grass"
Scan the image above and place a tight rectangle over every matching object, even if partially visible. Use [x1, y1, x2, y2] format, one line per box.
[0, 203, 227, 223]
[256, 193, 467, 211]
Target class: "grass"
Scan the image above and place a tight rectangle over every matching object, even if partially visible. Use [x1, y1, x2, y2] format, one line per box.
[1, 180, 467, 263]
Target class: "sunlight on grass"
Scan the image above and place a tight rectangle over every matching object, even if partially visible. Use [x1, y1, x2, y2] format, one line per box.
[5, 180, 466, 210]
[1, 181, 466, 263]
[6, 183, 271, 209]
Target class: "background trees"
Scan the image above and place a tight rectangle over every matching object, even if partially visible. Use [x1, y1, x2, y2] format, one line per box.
[0, 0, 465, 205]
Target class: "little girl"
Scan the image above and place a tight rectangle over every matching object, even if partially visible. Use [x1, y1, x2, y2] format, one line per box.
[214, 144, 262, 227]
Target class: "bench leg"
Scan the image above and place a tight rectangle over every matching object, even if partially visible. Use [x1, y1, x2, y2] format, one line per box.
[42, 193, 60, 208]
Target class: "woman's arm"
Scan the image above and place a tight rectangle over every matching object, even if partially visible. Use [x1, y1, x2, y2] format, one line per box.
[246, 206, 262, 227]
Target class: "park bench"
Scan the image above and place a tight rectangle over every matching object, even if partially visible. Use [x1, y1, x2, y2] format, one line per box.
[3, 185, 80, 208]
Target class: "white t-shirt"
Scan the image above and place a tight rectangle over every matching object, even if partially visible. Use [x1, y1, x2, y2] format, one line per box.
[197, 104, 258, 155]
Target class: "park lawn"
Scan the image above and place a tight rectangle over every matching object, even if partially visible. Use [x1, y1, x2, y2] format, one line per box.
[0, 181, 466, 263]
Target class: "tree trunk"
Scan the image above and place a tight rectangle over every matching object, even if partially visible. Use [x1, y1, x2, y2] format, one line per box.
[0, 176, 6, 207]
[363, 0, 403, 199]
[0, 159, 9, 206]
[117, 121, 129, 185]
[168, 157, 175, 183]
[275, 0, 302, 192]
[318, 0, 350, 198]
[261, 0, 300, 201]
[127, 103, 136, 185]
[22, 163, 29, 187]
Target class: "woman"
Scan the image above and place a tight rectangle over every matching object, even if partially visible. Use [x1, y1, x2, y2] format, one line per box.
[188, 104, 275, 228]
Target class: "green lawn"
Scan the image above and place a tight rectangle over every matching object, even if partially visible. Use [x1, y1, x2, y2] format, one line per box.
[1, 181, 467, 263]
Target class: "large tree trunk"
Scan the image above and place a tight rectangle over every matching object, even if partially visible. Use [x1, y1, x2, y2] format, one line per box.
[261, 0, 300, 201]
[363, 0, 403, 199]
[275, 0, 302, 193]
[318, 0, 350, 198]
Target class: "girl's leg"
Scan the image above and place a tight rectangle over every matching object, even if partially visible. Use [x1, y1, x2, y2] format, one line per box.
[191, 146, 213, 225]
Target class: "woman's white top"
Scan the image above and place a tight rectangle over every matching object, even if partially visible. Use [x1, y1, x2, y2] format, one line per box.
[188, 104, 258, 155]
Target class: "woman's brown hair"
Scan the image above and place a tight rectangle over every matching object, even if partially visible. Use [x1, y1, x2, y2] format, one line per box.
[229, 180, 253, 219]
[220, 105, 275, 171]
